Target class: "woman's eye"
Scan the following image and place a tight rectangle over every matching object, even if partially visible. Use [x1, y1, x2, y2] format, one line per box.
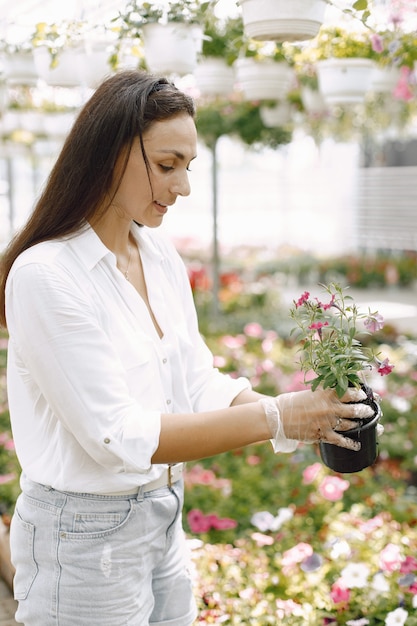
[160, 164, 174, 172]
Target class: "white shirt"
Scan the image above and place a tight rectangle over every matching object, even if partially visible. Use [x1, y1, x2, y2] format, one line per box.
[5, 224, 250, 493]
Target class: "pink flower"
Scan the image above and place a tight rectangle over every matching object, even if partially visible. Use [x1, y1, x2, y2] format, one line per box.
[282, 542, 313, 566]
[187, 509, 212, 533]
[302, 462, 322, 484]
[0, 472, 16, 485]
[377, 358, 395, 376]
[295, 291, 310, 307]
[251, 532, 274, 546]
[364, 313, 384, 332]
[318, 476, 350, 501]
[308, 321, 329, 331]
[221, 334, 246, 349]
[379, 543, 402, 572]
[359, 514, 384, 534]
[330, 580, 351, 604]
[394, 66, 414, 101]
[207, 514, 237, 530]
[316, 294, 336, 310]
[187, 508, 237, 533]
[371, 33, 384, 53]
[246, 455, 261, 466]
[244, 322, 264, 338]
[400, 556, 417, 574]
[276, 599, 302, 618]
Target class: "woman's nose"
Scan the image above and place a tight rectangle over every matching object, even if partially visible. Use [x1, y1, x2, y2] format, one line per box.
[171, 171, 191, 197]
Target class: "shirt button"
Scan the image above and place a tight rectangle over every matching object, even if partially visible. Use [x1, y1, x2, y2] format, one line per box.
[167, 399, 172, 405]
[162, 358, 168, 364]
[104, 438, 111, 444]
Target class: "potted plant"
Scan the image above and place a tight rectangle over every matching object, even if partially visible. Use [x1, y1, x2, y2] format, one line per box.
[289, 282, 394, 473]
[239, 0, 328, 43]
[31, 21, 83, 87]
[369, 29, 417, 94]
[234, 40, 296, 101]
[194, 16, 242, 97]
[111, 0, 214, 76]
[0, 42, 39, 87]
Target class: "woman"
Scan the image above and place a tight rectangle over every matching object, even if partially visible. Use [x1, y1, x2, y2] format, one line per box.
[0, 70, 373, 626]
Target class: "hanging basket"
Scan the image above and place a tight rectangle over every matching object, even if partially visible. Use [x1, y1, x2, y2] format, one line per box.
[34, 45, 84, 87]
[142, 22, 202, 76]
[194, 58, 235, 97]
[259, 101, 292, 127]
[316, 58, 375, 104]
[370, 66, 401, 93]
[240, 0, 328, 42]
[2, 51, 39, 86]
[234, 57, 294, 101]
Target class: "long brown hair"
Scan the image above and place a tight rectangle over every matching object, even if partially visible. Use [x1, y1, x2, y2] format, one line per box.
[0, 70, 195, 327]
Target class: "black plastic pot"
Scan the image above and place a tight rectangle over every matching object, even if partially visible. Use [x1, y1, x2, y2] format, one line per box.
[319, 387, 382, 473]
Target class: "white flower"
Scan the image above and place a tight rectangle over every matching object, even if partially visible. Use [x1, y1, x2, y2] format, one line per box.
[340, 562, 370, 588]
[385, 608, 408, 626]
[346, 619, 370, 626]
[271, 507, 293, 530]
[413, 594, 417, 609]
[250, 511, 276, 532]
[328, 538, 352, 559]
[371, 572, 390, 592]
[251, 508, 293, 532]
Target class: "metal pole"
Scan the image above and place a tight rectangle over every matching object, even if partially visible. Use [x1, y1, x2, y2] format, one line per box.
[211, 138, 220, 321]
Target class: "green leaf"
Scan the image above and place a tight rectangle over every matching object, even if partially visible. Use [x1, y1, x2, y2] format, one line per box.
[353, 0, 368, 10]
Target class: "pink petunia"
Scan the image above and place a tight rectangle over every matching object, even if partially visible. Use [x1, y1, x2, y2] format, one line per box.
[302, 462, 322, 484]
[371, 33, 384, 53]
[364, 313, 384, 332]
[379, 543, 402, 572]
[295, 291, 310, 307]
[394, 66, 414, 101]
[187, 509, 212, 533]
[377, 358, 395, 376]
[318, 476, 350, 501]
[282, 542, 313, 566]
[330, 580, 351, 604]
[308, 321, 329, 331]
[316, 294, 336, 310]
[400, 556, 417, 574]
[244, 322, 264, 338]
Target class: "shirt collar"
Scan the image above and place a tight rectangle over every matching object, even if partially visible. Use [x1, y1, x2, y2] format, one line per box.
[70, 222, 165, 273]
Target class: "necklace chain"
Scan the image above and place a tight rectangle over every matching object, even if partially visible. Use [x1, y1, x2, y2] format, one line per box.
[123, 243, 133, 281]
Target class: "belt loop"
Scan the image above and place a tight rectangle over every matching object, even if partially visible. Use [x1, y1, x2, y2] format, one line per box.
[136, 485, 145, 502]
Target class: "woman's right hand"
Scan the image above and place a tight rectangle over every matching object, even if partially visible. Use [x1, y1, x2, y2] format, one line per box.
[260, 387, 375, 453]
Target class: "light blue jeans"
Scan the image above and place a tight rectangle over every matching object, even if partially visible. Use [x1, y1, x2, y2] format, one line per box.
[10, 475, 197, 625]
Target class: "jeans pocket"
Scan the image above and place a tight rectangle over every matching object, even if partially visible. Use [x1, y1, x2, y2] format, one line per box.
[10, 508, 38, 601]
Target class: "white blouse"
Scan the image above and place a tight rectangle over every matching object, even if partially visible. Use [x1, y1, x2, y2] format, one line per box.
[5, 223, 250, 493]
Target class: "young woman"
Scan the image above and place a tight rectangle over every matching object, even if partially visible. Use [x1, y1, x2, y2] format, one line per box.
[0, 70, 373, 626]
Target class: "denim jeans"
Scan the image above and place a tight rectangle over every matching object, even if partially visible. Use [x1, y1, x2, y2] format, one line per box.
[11, 475, 197, 625]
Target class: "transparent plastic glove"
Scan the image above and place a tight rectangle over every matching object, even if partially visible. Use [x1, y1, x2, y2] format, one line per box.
[260, 387, 375, 453]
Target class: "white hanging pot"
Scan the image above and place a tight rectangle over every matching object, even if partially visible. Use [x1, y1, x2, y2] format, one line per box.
[259, 101, 292, 127]
[80, 40, 113, 89]
[234, 57, 294, 101]
[34, 45, 85, 87]
[240, 0, 328, 42]
[142, 22, 202, 76]
[300, 86, 327, 114]
[370, 66, 401, 93]
[316, 58, 375, 104]
[194, 58, 235, 97]
[2, 51, 39, 86]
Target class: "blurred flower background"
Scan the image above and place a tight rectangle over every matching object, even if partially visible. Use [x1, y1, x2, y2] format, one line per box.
[0, 0, 416, 623]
